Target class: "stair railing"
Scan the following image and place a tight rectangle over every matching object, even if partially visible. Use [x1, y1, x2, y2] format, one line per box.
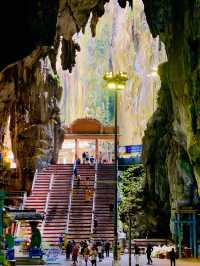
[21, 191, 27, 210]
[91, 161, 98, 234]
[65, 170, 75, 233]
[31, 169, 38, 192]
[16, 191, 27, 236]
[41, 173, 54, 235]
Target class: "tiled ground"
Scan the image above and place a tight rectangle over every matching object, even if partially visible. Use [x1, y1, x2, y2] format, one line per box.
[17, 254, 200, 266]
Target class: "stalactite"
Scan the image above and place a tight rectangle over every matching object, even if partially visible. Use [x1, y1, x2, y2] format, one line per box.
[61, 39, 80, 72]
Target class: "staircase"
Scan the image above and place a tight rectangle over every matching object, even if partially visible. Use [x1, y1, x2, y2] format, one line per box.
[18, 164, 73, 245]
[94, 164, 115, 242]
[18, 163, 115, 245]
[18, 169, 52, 238]
[42, 164, 73, 245]
[68, 164, 95, 242]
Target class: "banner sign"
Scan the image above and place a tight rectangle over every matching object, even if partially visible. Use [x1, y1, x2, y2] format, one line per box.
[45, 247, 62, 264]
[119, 145, 142, 154]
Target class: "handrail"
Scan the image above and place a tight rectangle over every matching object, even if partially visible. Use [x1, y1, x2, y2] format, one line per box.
[21, 191, 27, 210]
[91, 162, 98, 234]
[65, 163, 75, 233]
[16, 191, 27, 236]
[41, 173, 54, 235]
[31, 169, 38, 192]
[65, 173, 74, 233]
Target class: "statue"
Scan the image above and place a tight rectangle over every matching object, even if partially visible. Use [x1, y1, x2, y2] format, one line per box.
[29, 221, 41, 248]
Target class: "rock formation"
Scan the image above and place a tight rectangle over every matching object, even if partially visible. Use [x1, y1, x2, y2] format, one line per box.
[0, 0, 199, 239]
[142, 0, 200, 231]
[0, 0, 111, 191]
[58, 0, 166, 146]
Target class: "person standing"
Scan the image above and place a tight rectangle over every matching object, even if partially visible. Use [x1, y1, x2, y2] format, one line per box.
[66, 241, 71, 260]
[82, 152, 86, 164]
[146, 244, 153, 264]
[169, 248, 176, 266]
[134, 245, 140, 266]
[72, 243, 79, 265]
[105, 241, 110, 257]
[59, 234, 64, 251]
[84, 245, 90, 266]
[85, 152, 89, 164]
[97, 243, 102, 262]
[94, 216, 98, 233]
[90, 247, 97, 266]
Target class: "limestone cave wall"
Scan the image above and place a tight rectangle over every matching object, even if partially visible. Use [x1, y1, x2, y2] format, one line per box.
[58, 0, 166, 146]
[142, 0, 200, 232]
[0, 0, 112, 191]
[0, 50, 64, 192]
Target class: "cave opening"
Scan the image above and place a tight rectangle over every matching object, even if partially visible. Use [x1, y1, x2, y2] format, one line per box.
[0, 0, 200, 261]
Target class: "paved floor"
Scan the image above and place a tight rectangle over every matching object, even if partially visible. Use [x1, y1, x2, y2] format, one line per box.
[19, 254, 200, 266]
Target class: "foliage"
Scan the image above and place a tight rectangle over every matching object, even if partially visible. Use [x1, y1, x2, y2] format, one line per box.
[119, 164, 170, 238]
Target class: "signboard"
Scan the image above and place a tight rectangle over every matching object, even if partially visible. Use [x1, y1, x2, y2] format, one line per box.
[119, 145, 142, 154]
[45, 247, 62, 264]
[15, 212, 43, 221]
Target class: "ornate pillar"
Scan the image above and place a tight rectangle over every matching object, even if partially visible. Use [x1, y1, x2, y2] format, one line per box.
[95, 139, 99, 162]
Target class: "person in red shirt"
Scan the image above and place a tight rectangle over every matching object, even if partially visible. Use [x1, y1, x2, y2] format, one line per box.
[72, 243, 79, 265]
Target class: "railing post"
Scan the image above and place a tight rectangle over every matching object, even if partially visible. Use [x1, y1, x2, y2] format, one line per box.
[41, 174, 54, 235]
[91, 162, 98, 234]
[21, 191, 27, 210]
[31, 169, 38, 192]
[65, 173, 74, 234]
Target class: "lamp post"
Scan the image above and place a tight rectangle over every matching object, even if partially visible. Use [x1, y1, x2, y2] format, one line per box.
[103, 72, 128, 265]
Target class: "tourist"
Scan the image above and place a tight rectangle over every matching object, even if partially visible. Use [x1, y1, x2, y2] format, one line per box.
[85, 152, 89, 164]
[72, 243, 79, 265]
[82, 152, 86, 164]
[146, 244, 153, 264]
[90, 247, 97, 266]
[169, 248, 176, 266]
[134, 244, 140, 266]
[90, 155, 95, 165]
[105, 241, 110, 257]
[58, 234, 64, 250]
[84, 245, 90, 266]
[73, 161, 78, 178]
[97, 242, 102, 262]
[76, 158, 81, 165]
[66, 241, 71, 260]
[85, 188, 91, 202]
[94, 216, 98, 233]
[101, 240, 105, 259]
[85, 176, 90, 189]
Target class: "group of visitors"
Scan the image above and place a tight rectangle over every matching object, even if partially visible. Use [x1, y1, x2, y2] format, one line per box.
[73, 158, 93, 202]
[133, 244, 176, 266]
[82, 152, 95, 165]
[64, 239, 111, 265]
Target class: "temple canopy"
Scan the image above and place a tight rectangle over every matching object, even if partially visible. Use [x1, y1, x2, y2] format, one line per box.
[59, 118, 117, 164]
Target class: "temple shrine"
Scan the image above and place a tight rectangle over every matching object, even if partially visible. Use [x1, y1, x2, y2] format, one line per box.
[59, 118, 117, 164]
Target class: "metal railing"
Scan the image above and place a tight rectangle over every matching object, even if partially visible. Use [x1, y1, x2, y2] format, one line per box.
[65, 167, 75, 233]
[31, 169, 38, 192]
[41, 173, 54, 235]
[91, 162, 98, 234]
[21, 191, 27, 210]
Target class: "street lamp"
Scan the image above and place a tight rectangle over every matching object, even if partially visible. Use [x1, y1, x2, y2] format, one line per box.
[103, 71, 128, 265]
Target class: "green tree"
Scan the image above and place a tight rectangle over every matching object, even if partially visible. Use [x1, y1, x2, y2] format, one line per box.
[119, 164, 170, 238]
